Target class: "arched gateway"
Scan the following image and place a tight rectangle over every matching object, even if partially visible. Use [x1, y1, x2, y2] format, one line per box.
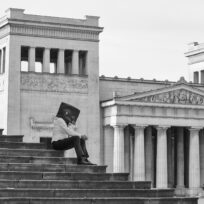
[102, 80, 204, 195]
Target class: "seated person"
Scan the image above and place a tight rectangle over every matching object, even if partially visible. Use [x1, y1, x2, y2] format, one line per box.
[52, 102, 94, 165]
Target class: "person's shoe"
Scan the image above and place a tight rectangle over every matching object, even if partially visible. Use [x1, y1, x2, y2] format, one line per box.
[85, 158, 96, 165]
[77, 157, 91, 165]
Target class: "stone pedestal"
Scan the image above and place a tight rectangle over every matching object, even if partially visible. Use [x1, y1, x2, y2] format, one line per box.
[113, 125, 125, 173]
[156, 126, 168, 188]
[133, 125, 145, 181]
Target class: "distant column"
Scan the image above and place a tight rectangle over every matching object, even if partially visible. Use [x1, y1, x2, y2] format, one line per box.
[28, 47, 35, 72]
[113, 125, 125, 172]
[189, 127, 201, 188]
[72, 50, 79, 74]
[133, 125, 146, 181]
[43, 48, 50, 73]
[156, 126, 168, 188]
[177, 127, 184, 188]
[57, 49, 65, 74]
[145, 126, 153, 184]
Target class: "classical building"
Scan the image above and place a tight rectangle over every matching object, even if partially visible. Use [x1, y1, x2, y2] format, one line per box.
[0, 8, 204, 196]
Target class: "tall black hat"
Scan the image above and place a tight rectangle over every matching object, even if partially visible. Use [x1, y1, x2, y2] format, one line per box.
[56, 102, 80, 123]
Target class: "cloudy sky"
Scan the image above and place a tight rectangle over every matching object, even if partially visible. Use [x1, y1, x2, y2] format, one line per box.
[1, 0, 204, 81]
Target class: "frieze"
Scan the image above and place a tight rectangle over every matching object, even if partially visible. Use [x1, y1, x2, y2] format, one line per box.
[133, 89, 204, 105]
[21, 72, 88, 94]
[10, 24, 99, 42]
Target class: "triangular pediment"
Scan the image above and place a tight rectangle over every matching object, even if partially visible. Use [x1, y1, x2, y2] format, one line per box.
[119, 83, 204, 105]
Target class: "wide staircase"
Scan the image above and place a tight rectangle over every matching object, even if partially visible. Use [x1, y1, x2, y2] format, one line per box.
[0, 131, 197, 204]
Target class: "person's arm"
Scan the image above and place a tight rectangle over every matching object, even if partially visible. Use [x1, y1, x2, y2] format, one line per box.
[57, 118, 82, 137]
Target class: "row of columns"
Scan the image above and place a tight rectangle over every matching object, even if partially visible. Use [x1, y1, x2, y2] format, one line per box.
[28, 47, 80, 74]
[112, 125, 201, 189]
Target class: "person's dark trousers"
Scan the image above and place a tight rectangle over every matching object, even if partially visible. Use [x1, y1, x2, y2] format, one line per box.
[52, 136, 89, 158]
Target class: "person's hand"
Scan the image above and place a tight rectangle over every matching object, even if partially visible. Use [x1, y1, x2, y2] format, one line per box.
[81, 135, 88, 141]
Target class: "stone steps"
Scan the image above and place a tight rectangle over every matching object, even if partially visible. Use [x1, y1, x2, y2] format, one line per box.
[0, 149, 64, 158]
[0, 171, 129, 181]
[0, 163, 107, 173]
[0, 188, 175, 198]
[0, 155, 78, 164]
[0, 135, 23, 142]
[0, 197, 198, 204]
[0, 180, 151, 189]
[0, 133, 197, 204]
[0, 142, 46, 149]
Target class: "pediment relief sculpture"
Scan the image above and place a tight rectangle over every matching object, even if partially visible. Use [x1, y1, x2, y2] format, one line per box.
[132, 89, 204, 105]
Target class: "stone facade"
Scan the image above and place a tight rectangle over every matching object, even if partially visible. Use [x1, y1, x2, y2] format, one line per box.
[0, 8, 204, 197]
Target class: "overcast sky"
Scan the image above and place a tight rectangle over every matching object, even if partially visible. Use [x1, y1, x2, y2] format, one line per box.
[1, 0, 204, 81]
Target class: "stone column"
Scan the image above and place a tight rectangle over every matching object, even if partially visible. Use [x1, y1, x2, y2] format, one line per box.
[133, 125, 146, 181]
[113, 125, 125, 172]
[145, 126, 153, 183]
[189, 127, 201, 188]
[28, 47, 35, 72]
[177, 127, 184, 188]
[200, 129, 204, 187]
[72, 50, 79, 74]
[57, 49, 65, 74]
[156, 126, 168, 188]
[43, 48, 50, 73]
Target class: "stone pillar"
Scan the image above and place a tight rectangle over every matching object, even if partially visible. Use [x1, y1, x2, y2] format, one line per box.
[57, 49, 65, 74]
[177, 127, 184, 188]
[43, 48, 50, 73]
[133, 125, 146, 181]
[200, 129, 204, 187]
[113, 125, 125, 172]
[124, 127, 130, 173]
[28, 47, 35, 72]
[145, 126, 153, 183]
[156, 126, 168, 188]
[72, 50, 79, 74]
[189, 127, 201, 188]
